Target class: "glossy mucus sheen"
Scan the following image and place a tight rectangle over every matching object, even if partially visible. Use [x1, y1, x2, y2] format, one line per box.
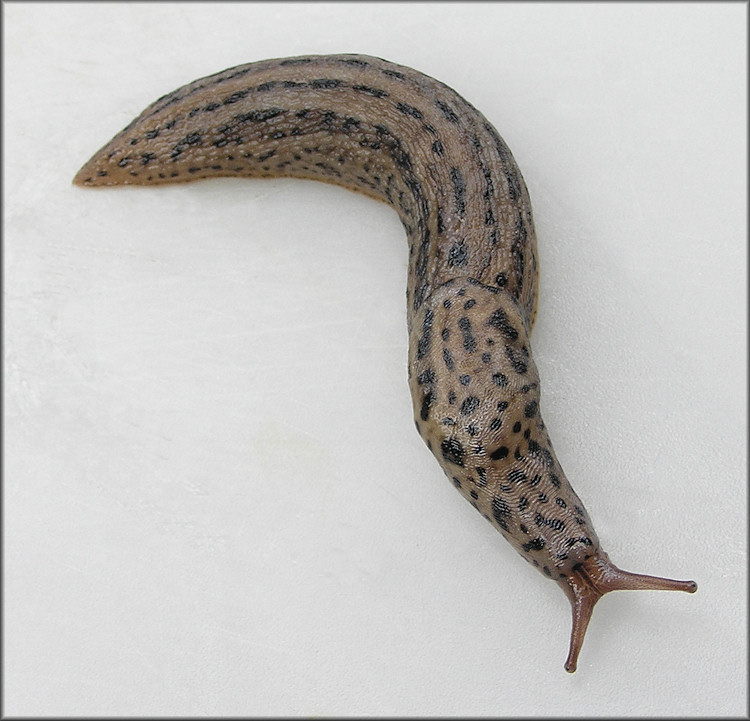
[74, 54, 696, 672]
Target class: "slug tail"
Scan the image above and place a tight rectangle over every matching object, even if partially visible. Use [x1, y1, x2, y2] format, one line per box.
[72, 165, 97, 187]
[560, 553, 697, 673]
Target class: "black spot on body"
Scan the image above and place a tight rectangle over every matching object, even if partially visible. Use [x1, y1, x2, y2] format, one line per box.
[508, 469, 526, 484]
[492, 496, 511, 530]
[339, 57, 370, 67]
[396, 102, 423, 118]
[522, 538, 546, 552]
[443, 348, 455, 371]
[490, 446, 509, 460]
[487, 307, 519, 340]
[416, 309, 434, 359]
[441, 438, 465, 467]
[352, 84, 389, 98]
[223, 89, 250, 104]
[505, 346, 528, 374]
[448, 241, 468, 267]
[310, 78, 343, 89]
[436, 100, 459, 123]
[460, 396, 480, 416]
[418, 369, 436, 385]
[420, 392, 433, 421]
[450, 167, 466, 216]
[458, 317, 476, 353]
[237, 108, 285, 123]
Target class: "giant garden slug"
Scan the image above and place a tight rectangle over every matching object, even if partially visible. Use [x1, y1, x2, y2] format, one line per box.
[74, 54, 696, 672]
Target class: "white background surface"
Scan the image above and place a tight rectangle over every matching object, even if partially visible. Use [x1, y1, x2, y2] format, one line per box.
[4, 2, 747, 717]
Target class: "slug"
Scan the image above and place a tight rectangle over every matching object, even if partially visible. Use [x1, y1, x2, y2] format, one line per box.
[73, 54, 696, 672]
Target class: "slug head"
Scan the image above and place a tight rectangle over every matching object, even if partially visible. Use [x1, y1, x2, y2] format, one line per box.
[558, 551, 697, 673]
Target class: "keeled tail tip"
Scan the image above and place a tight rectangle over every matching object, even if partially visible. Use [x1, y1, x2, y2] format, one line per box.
[72, 157, 110, 187]
[72, 166, 94, 186]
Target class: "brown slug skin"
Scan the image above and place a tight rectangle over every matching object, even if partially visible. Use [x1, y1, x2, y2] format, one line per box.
[74, 54, 696, 672]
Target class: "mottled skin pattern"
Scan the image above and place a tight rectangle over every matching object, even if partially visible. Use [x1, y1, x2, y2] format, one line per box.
[74, 54, 696, 672]
[409, 278, 597, 573]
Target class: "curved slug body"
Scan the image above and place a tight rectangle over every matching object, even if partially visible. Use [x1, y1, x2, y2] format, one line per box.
[74, 54, 696, 672]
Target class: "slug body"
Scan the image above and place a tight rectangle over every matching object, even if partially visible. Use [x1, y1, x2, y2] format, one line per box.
[74, 54, 696, 672]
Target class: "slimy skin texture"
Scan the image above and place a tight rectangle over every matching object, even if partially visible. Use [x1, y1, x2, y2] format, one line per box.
[74, 54, 696, 672]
